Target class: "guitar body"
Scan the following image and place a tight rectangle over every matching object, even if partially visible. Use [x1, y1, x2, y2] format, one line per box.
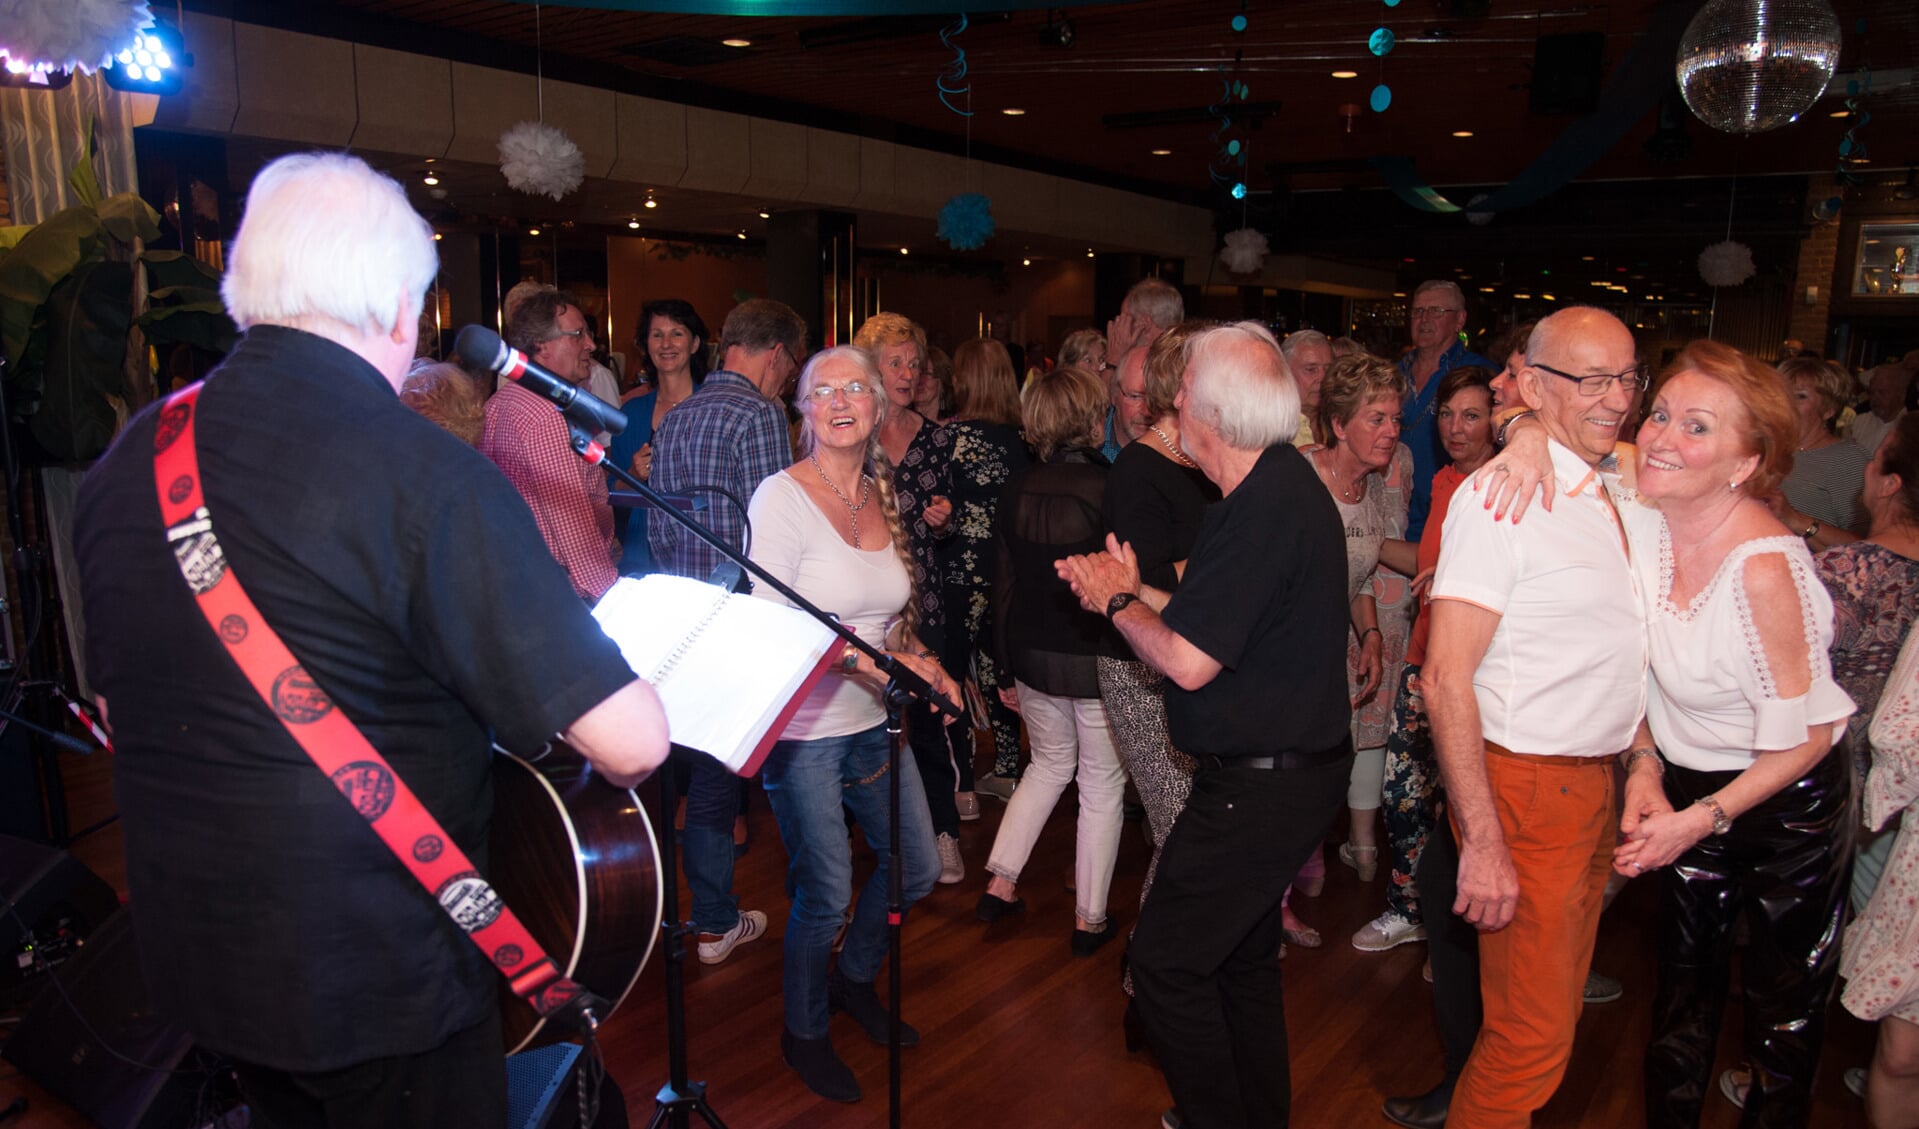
[489, 742, 662, 1053]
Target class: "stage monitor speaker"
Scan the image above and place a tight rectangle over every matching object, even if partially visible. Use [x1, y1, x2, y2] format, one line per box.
[1, 907, 235, 1129]
[506, 1042, 628, 1129]
[1530, 31, 1605, 116]
[0, 833, 120, 1008]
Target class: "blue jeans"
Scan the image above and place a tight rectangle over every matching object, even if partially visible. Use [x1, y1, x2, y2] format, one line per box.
[680, 749, 741, 935]
[761, 724, 939, 1039]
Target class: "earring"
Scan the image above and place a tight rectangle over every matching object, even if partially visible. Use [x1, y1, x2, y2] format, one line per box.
[1728, 479, 1742, 492]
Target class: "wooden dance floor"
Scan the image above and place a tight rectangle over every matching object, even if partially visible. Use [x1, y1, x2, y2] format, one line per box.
[5, 740, 1875, 1128]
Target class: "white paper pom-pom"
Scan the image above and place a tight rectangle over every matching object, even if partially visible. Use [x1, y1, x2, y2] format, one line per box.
[1465, 193, 1495, 227]
[498, 121, 585, 202]
[0, 0, 151, 72]
[1218, 227, 1269, 275]
[1697, 240, 1756, 288]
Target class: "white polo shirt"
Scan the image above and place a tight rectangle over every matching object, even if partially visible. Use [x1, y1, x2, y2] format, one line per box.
[1432, 437, 1646, 758]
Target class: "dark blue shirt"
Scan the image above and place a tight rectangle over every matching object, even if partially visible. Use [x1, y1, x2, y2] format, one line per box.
[1397, 339, 1493, 539]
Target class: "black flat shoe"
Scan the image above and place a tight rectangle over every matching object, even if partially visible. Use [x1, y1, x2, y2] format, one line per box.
[781, 1028, 860, 1103]
[828, 968, 921, 1047]
[1381, 1078, 1454, 1129]
[1070, 922, 1116, 957]
[976, 891, 1025, 923]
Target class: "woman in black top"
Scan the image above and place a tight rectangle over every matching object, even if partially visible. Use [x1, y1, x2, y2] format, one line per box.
[976, 366, 1126, 955]
[939, 339, 1031, 824]
[1099, 324, 1217, 884]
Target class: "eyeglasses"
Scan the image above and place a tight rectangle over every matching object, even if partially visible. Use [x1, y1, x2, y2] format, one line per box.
[548, 328, 586, 341]
[1531, 360, 1652, 397]
[805, 381, 876, 403]
[1409, 306, 1461, 320]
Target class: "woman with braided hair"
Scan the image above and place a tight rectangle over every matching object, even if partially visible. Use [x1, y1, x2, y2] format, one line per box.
[747, 345, 959, 1104]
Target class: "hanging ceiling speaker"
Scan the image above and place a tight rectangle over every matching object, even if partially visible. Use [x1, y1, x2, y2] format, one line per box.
[1039, 9, 1075, 48]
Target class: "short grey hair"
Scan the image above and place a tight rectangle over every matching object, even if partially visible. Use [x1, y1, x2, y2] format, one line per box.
[1280, 329, 1331, 362]
[222, 152, 438, 336]
[1125, 277, 1185, 331]
[1412, 280, 1467, 311]
[1182, 321, 1300, 451]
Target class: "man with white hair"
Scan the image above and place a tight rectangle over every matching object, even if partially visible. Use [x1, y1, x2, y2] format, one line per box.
[73, 152, 669, 1128]
[1851, 362, 1912, 455]
[1400, 281, 1494, 538]
[1279, 329, 1335, 447]
[1059, 322, 1352, 1128]
[1101, 276, 1186, 460]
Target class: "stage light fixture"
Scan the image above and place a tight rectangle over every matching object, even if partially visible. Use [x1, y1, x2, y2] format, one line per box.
[104, 23, 186, 95]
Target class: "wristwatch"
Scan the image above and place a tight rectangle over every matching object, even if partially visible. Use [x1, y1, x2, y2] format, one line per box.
[839, 644, 861, 674]
[1694, 794, 1732, 836]
[1494, 408, 1536, 448]
[1106, 592, 1141, 619]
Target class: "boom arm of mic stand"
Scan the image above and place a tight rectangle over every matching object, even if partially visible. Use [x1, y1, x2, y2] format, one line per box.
[567, 425, 962, 719]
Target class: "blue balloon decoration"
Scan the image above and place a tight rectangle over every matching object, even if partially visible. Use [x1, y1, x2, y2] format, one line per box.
[936, 192, 995, 251]
[1231, 13, 1247, 31]
[1371, 84, 1392, 112]
[1227, 139, 1241, 156]
[1384, 0, 1402, 6]
[1839, 137, 1852, 155]
[1231, 182, 1247, 200]
[1369, 27, 1395, 56]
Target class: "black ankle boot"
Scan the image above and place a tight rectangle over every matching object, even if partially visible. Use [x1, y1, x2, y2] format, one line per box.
[1381, 1077, 1454, 1129]
[781, 1028, 860, 1103]
[828, 968, 921, 1047]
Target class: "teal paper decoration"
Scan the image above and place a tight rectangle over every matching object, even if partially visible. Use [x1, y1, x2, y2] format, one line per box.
[1231, 14, 1247, 31]
[1371, 84, 1393, 112]
[1369, 28, 1396, 56]
[937, 192, 995, 250]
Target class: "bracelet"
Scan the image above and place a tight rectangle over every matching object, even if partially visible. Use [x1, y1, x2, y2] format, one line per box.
[915, 650, 936, 660]
[1624, 747, 1662, 777]
[1494, 408, 1536, 448]
[1800, 517, 1820, 541]
[1358, 627, 1381, 642]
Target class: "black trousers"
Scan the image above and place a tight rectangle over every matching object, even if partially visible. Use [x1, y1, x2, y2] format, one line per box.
[1416, 802, 1483, 1081]
[1643, 754, 1853, 1129]
[1130, 754, 1351, 1129]
[233, 1011, 506, 1129]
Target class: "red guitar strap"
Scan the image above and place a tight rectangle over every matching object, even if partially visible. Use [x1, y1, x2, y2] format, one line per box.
[151, 383, 596, 1026]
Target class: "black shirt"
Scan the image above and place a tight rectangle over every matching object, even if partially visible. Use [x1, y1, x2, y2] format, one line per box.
[74, 327, 636, 1072]
[1159, 444, 1351, 758]
[993, 447, 1118, 698]
[1104, 441, 1221, 593]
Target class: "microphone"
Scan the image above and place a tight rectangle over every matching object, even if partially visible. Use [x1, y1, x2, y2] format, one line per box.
[455, 325, 627, 438]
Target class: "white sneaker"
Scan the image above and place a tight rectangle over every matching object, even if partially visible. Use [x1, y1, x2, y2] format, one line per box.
[696, 909, 767, 965]
[936, 833, 964, 884]
[1351, 909, 1426, 952]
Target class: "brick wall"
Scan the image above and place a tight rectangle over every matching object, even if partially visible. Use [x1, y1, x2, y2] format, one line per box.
[1787, 175, 1840, 353]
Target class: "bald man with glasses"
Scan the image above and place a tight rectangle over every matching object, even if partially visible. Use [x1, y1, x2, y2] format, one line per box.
[1399, 281, 1494, 539]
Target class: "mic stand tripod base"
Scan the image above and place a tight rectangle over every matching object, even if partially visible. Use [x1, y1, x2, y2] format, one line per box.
[645, 753, 730, 1129]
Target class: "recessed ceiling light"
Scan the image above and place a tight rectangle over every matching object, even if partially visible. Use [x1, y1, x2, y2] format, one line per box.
[627, 218, 640, 229]
[1087, 248, 1095, 258]
[1150, 148, 1173, 156]
[899, 247, 909, 255]
[722, 37, 751, 48]
[1392, 292, 1406, 298]
[1331, 70, 1359, 79]
[644, 193, 658, 209]
[424, 158, 435, 164]
[528, 227, 541, 236]
[422, 173, 439, 186]
[1451, 130, 1474, 138]
[1002, 107, 1026, 116]
[1591, 280, 1610, 287]
[737, 230, 747, 240]
[1479, 286, 1495, 292]
[1541, 293, 1555, 301]
[1580, 255, 1595, 261]
[757, 210, 770, 219]
[1513, 292, 1532, 299]
[1829, 109, 1850, 118]
[432, 232, 442, 241]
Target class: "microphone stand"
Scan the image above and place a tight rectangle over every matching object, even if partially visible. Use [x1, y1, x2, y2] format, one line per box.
[568, 420, 952, 1129]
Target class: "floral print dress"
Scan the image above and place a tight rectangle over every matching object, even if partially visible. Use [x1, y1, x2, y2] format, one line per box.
[939, 420, 1029, 775]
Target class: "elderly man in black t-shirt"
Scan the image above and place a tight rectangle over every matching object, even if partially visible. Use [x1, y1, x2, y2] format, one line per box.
[1060, 322, 1353, 1128]
[74, 152, 670, 1129]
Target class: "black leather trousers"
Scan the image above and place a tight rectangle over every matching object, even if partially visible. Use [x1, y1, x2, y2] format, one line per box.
[1643, 752, 1854, 1128]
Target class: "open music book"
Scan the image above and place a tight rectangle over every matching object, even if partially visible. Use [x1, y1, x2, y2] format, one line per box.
[592, 574, 839, 776]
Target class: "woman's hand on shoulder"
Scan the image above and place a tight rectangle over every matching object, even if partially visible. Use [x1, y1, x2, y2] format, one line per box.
[1471, 415, 1556, 523]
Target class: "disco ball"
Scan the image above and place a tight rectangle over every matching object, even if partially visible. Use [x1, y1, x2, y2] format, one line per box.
[1676, 0, 1842, 134]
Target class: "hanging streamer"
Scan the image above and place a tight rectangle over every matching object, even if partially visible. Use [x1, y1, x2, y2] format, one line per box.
[936, 13, 972, 118]
[1834, 18, 1870, 188]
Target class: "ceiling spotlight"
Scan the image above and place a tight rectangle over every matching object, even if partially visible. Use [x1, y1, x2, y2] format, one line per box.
[1479, 286, 1496, 292]
[1039, 11, 1076, 48]
[1087, 249, 1095, 258]
[1580, 255, 1595, 261]
[644, 192, 658, 209]
[758, 210, 770, 219]
[1541, 293, 1555, 301]
[1513, 292, 1532, 299]
[721, 37, 752, 48]
[627, 218, 640, 229]
[1392, 292, 1406, 298]
[423, 173, 439, 186]
[737, 230, 747, 240]
[1002, 107, 1027, 116]
[1022, 257, 1031, 266]
[104, 23, 186, 94]
[528, 227, 541, 236]
[432, 232, 443, 241]
[1331, 70, 1359, 79]
[1150, 148, 1173, 156]
[1451, 130, 1474, 138]
[899, 247, 909, 255]
[1828, 109, 1850, 118]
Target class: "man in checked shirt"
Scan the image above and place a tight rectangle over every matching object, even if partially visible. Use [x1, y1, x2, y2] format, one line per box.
[479, 286, 621, 601]
[648, 297, 809, 965]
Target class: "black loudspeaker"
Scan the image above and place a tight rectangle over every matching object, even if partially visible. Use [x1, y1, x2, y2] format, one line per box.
[1530, 31, 1606, 115]
[2, 908, 234, 1128]
[506, 1042, 628, 1129]
[0, 833, 120, 1008]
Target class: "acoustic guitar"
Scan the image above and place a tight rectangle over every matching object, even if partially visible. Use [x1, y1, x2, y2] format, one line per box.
[488, 741, 663, 1053]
